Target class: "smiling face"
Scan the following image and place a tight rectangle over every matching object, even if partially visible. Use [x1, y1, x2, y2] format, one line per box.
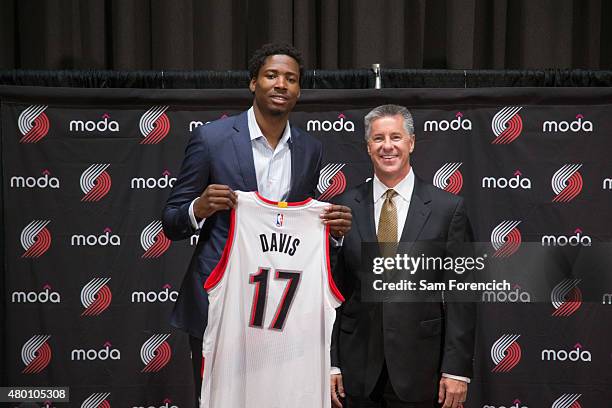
[250, 54, 300, 118]
[366, 114, 415, 187]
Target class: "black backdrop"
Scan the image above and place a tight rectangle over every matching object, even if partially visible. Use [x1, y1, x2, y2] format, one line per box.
[2, 84, 612, 407]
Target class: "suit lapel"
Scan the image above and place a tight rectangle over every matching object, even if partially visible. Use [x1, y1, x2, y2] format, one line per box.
[399, 176, 431, 243]
[288, 126, 303, 201]
[232, 112, 258, 191]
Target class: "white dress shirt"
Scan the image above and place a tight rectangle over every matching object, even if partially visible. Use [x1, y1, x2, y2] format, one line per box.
[332, 168, 469, 384]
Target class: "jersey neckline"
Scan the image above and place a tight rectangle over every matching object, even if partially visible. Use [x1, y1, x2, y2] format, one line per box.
[254, 191, 314, 208]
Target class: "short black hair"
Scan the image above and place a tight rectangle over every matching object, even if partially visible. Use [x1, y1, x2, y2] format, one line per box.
[248, 43, 304, 82]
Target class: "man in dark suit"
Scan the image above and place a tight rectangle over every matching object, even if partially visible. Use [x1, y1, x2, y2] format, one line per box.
[330, 105, 475, 408]
[162, 43, 352, 405]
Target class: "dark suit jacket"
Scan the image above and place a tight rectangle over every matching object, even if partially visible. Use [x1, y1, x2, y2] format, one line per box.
[331, 175, 476, 403]
[162, 111, 323, 338]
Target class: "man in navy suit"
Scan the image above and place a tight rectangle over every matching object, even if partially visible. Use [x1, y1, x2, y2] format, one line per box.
[162, 43, 352, 405]
[330, 105, 475, 408]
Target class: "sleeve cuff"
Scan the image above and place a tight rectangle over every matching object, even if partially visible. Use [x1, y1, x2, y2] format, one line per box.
[189, 198, 205, 230]
[330, 367, 342, 375]
[441, 373, 470, 383]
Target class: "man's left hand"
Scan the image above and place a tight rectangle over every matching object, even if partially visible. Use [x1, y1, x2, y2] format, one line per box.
[438, 377, 467, 408]
[321, 205, 352, 238]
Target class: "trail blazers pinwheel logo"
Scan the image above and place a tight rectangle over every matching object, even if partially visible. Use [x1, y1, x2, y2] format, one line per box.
[18, 105, 50, 143]
[551, 279, 582, 317]
[140, 105, 170, 144]
[491, 220, 522, 257]
[80, 164, 112, 202]
[141, 220, 171, 258]
[21, 335, 52, 373]
[141, 334, 172, 372]
[317, 163, 347, 200]
[491, 106, 523, 144]
[491, 334, 522, 372]
[552, 394, 582, 408]
[81, 278, 112, 316]
[433, 162, 463, 195]
[81, 392, 111, 408]
[552, 164, 583, 202]
[21, 220, 52, 258]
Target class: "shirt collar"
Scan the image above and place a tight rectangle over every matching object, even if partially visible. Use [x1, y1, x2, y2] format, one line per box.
[373, 168, 415, 203]
[247, 106, 292, 147]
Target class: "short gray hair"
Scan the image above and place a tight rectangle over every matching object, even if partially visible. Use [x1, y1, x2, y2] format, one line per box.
[364, 104, 415, 141]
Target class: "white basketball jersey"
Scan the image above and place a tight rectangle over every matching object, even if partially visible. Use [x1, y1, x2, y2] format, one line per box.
[200, 191, 344, 408]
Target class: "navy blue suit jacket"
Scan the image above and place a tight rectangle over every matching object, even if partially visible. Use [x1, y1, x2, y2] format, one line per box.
[162, 111, 323, 338]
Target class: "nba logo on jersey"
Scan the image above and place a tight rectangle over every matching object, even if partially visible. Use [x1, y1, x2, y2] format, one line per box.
[275, 213, 284, 228]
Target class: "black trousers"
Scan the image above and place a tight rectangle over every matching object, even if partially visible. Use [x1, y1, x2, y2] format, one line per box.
[189, 335, 203, 408]
[346, 362, 438, 408]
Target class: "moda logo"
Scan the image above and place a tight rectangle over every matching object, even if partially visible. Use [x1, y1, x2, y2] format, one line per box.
[491, 334, 522, 372]
[491, 106, 523, 144]
[542, 228, 591, 247]
[307, 113, 355, 132]
[131, 170, 176, 189]
[133, 398, 179, 408]
[140, 105, 170, 144]
[433, 162, 463, 195]
[317, 163, 347, 200]
[424, 112, 472, 132]
[71, 227, 121, 246]
[490, 220, 522, 257]
[141, 221, 171, 258]
[81, 278, 112, 316]
[189, 113, 229, 131]
[81, 393, 111, 408]
[10, 169, 60, 189]
[543, 114, 593, 133]
[22, 335, 52, 373]
[11, 284, 61, 304]
[482, 283, 531, 303]
[71, 341, 121, 361]
[482, 170, 531, 190]
[551, 164, 583, 202]
[80, 164, 112, 202]
[603, 177, 612, 189]
[69, 113, 119, 133]
[21, 220, 52, 258]
[551, 279, 582, 317]
[552, 394, 582, 408]
[131, 284, 179, 303]
[483, 400, 528, 408]
[18, 105, 50, 143]
[541, 343, 591, 362]
[141, 334, 172, 372]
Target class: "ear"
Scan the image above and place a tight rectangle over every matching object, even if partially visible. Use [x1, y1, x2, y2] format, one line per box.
[249, 78, 256, 93]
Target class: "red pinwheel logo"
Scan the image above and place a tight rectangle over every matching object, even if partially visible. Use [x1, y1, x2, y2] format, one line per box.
[141, 220, 171, 258]
[80, 164, 112, 202]
[18, 105, 50, 143]
[433, 162, 463, 195]
[551, 279, 582, 317]
[491, 106, 523, 144]
[21, 335, 52, 373]
[139, 105, 170, 144]
[552, 394, 582, 408]
[552, 164, 583, 202]
[81, 278, 112, 316]
[141, 334, 172, 372]
[490, 220, 522, 257]
[317, 163, 347, 200]
[491, 334, 521, 372]
[81, 392, 111, 408]
[21, 220, 52, 258]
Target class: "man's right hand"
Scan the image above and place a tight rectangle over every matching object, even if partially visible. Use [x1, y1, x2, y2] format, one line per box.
[193, 184, 237, 220]
[331, 374, 345, 408]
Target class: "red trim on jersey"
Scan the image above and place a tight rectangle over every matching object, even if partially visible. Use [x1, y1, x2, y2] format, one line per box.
[201, 356, 205, 379]
[255, 191, 313, 207]
[204, 208, 236, 291]
[326, 225, 345, 302]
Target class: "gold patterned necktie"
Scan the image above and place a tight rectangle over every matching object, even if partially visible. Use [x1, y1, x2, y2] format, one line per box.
[377, 189, 398, 256]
